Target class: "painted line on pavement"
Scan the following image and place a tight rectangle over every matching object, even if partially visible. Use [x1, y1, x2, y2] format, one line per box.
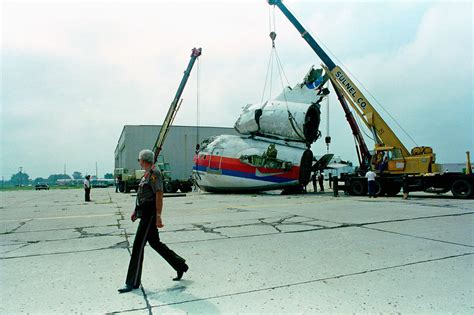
[0, 213, 116, 223]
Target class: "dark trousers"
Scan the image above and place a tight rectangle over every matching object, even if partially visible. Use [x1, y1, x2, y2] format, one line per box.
[85, 188, 91, 201]
[125, 209, 186, 287]
[318, 179, 324, 192]
[368, 180, 376, 197]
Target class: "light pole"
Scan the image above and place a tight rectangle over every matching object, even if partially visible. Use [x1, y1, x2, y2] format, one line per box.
[18, 167, 23, 186]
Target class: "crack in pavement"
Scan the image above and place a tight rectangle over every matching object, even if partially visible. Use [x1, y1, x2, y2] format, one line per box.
[109, 252, 474, 314]
[1, 220, 32, 234]
[258, 218, 282, 233]
[191, 215, 326, 237]
[285, 211, 474, 234]
[3, 212, 472, 259]
[362, 226, 474, 248]
[161, 212, 474, 247]
[226, 207, 250, 213]
[74, 227, 118, 238]
[0, 244, 125, 260]
[112, 192, 153, 315]
[0, 213, 117, 224]
[0, 232, 124, 248]
[192, 224, 229, 238]
[3, 190, 472, 313]
[0, 224, 119, 234]
[0, 240, 39, 247]
[0, 243, 31, 254]
[356, 198, 474, 212]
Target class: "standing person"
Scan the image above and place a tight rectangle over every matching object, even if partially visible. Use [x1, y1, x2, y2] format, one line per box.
[402, 174, 409, 199]
[379, 156, 389, 173]
[115, 177, 120, 193]
[84, 175, 91, 202]
[365, 169, 377, 198]
[118, 149, 188, 294]
[318, 171, 325, 192]
[311, 172, 317, 192]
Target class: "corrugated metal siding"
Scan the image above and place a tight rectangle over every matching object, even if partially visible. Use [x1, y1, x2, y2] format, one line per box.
[115, 125, 238, 180]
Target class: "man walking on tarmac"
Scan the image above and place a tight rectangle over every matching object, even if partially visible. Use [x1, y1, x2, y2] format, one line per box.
[365, 168, 377, 198]
[118, 149, 188, 293]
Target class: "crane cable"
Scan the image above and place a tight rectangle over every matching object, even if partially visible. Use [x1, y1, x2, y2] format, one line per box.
[260, 6, 276, 104]
[196, 57, 200, 149]
[194, 57, 202, 181]
[325, 83, 330, 153]
[354, 108, 375, 142]
[294, 13, 418, 147]
[260, 6, 305, 142]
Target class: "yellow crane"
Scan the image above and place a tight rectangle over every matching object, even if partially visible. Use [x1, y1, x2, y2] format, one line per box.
[269, 0, 473, 198]
[323, 64, 437, 175]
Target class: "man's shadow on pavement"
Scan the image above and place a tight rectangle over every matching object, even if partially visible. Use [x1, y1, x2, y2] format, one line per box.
[144, 280, 220, 314]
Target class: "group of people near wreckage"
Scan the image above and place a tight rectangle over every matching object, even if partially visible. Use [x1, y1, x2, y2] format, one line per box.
[366, 151, 388, 198]
[366, 152, 410, 199]
[310, 171, 325, 193]
[310, 151, 410, 199]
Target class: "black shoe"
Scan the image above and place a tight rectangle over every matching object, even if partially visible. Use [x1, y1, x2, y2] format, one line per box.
[173, 264, 189, 281]
[118, 284, 139, 293]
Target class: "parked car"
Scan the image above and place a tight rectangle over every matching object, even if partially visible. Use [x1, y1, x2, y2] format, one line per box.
[35, 183, 50, 190]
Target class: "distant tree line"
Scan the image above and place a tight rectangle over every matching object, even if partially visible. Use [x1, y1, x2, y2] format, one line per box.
[1, 171, 114, 188]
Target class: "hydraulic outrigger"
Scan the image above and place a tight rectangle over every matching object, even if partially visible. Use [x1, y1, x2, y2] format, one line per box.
[269, 0, 473, 198]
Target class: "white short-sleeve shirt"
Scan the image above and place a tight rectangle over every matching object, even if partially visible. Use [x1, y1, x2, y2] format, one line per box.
[365, 171, 376, 181]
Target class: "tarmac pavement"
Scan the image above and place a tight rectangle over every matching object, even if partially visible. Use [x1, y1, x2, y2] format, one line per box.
[0, 187, 473, 314]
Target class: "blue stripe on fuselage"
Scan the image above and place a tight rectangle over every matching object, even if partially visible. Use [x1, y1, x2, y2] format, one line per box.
[193, 165, 296, 183]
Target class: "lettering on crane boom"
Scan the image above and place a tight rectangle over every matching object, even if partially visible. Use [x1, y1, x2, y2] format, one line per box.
[332, 66, 368, 110]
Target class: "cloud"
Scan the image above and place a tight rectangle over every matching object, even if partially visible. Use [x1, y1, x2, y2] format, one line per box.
[1, 0, 472, 179]
[333, 2, 473, 162]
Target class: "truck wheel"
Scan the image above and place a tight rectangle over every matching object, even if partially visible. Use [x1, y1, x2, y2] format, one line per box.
[350, 180, 366, 196]
[163, 181, 173, 193]
[385, 184, 401, 197]
[180, 184, 192, 193]
[374, 181, 383, 196]
[124, 183, 131, 193]
[170, 182, 179, 193]
[451, 179, 472, 198]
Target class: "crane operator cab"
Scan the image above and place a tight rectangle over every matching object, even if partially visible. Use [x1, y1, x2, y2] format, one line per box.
[372, 145, 439, 175]
[372, 146, 405, 173]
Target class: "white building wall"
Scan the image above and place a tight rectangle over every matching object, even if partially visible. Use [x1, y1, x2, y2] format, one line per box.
[114, 125, 238, 180]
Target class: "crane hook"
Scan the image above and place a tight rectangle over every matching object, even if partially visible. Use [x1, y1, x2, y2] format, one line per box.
[269, 31, 277, 47]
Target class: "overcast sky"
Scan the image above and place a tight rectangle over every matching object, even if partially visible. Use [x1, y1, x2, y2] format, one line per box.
[1, 0, 473, 179]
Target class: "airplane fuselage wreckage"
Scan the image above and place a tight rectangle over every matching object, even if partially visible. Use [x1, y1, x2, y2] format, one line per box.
[193, 67, 333, 192]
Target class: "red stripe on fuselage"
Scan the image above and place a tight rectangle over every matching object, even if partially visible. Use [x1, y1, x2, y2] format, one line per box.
[194, 155, 300, 179]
